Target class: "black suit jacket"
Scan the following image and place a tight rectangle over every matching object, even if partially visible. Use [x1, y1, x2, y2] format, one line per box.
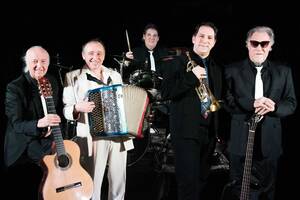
[4, 72, 60, 167]
[225, 59, 297, 158]
[161, 51, 224, 140]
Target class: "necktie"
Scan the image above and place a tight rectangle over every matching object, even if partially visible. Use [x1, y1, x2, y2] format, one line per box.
[255, 66, 263, 99]
[149, 51, 156, 71]
[202, 59, 209, 86]
[200, 59, 211, 119]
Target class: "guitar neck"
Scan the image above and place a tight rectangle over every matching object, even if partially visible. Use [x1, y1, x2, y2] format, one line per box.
[45, 96, 66, 156]
[240, 129, 255, 200]
[240, 115, 261, 200]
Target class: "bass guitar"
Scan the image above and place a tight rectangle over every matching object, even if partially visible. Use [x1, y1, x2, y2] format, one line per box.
[220, 114, 263, 200]
[240, 114, 263, 200]
[38, 77, 93, 200]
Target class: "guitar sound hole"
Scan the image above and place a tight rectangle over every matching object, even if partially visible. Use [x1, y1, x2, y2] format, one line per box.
[58, 155, 70, 168]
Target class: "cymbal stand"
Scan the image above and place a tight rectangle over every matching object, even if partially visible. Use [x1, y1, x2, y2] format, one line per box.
[113, 52, 126, 79]
[55, 53, 63, 87]
[147, 103, 173, 173]
[54, 53, 73, 87]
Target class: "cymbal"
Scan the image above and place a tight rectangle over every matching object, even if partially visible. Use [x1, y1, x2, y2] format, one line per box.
[159, 55, 177, 62]
[112, 55, 137, 62]
[53, 64, 73, 70]
[168, 47, 189, 56]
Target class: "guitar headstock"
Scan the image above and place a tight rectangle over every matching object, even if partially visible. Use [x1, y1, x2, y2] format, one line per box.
[252, 114, 263, 123]
[248, 114, 263, 130]
[38, 77, 53, 97]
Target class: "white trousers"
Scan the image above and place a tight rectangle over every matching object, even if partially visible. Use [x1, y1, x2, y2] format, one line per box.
[92, 140, 127, 200]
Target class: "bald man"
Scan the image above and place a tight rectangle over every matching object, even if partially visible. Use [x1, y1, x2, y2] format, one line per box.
[4, 46, 61, 167]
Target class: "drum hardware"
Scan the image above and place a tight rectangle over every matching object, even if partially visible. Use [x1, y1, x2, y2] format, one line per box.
[168, 47, 190, 56]
[129, 70, 163, 103]
[147, 88, 160, 101]
[127, 128, 151, 167]
[152, 132, 175, 174]
[53, 63, 73, 70]
[127, 101, 170, 167]
[129, 70, 154, 89]
[210, 138, 230, 172]
[53, 53, 73, 70]
[112, 53, 127, 79]
[112, 54, 137, 61]
[142, 101, 174, 173]
[52, 53, 73, 87]
[113, 54, 139, 80]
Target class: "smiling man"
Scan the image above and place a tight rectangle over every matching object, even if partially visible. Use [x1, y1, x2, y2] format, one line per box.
[4, 46, 61, 199]
[63, 38, 134, 200]
[161, 22, 224, 200]
[5, 46, 61, 167]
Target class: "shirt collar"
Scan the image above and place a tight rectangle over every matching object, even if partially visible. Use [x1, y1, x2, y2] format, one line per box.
[83, 64, 111, 85]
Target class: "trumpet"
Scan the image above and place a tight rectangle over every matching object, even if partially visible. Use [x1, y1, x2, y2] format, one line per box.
[185, 51, 221, 112]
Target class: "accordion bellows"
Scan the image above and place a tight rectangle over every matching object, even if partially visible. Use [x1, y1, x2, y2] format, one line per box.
[88, 84, 149, 138]
[122, 85, 149, 137]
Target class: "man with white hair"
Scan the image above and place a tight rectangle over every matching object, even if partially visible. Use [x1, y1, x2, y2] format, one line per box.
[225, 26, 297, 199]
[4, 46, 61, 198]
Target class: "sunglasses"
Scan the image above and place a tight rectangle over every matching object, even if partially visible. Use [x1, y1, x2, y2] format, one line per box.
[250, 40, 270, 48]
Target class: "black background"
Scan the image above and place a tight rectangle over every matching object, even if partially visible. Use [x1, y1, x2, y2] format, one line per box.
[1, 1, 299, 199]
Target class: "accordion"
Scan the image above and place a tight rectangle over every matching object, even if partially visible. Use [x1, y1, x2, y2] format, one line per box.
[88, 84, 149, 138]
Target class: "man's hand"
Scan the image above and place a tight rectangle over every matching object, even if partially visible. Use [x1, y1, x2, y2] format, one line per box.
[125, 51, 134, 60]
[254, 97, 275, 115]
[74, 101, 95, 113]
[37, 114, 61, 128]
[192, 65, 207, 79]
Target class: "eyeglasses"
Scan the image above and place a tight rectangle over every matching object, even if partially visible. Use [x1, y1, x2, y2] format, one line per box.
[250, 40, 270, 48]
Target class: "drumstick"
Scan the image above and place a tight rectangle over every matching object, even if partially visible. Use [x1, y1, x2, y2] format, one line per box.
[126, 29, 131, 52]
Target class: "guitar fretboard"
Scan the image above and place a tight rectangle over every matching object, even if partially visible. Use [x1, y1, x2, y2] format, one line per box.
[45, 96, 66, 157]
[240, 115, 261, 200]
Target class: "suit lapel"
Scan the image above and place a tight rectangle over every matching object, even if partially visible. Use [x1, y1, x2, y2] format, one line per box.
[240, 61, 256, 98]
[207, 60, 217, 93]
[262, 62, 271, 97]
[24, 73, 45, 118]
[77, 70, 91, 100]
[207, 60, 222, 98]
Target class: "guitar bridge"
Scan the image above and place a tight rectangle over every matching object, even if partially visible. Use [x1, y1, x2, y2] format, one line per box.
[56, 182, 82, 193]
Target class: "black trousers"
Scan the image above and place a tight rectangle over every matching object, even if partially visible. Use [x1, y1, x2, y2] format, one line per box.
[172, 134, 214, 200]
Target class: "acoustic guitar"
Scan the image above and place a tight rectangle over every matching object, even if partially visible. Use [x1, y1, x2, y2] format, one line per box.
[38, 77, 93, 200]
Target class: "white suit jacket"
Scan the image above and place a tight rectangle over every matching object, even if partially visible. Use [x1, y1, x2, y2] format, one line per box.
[63, 65, 134, 156]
